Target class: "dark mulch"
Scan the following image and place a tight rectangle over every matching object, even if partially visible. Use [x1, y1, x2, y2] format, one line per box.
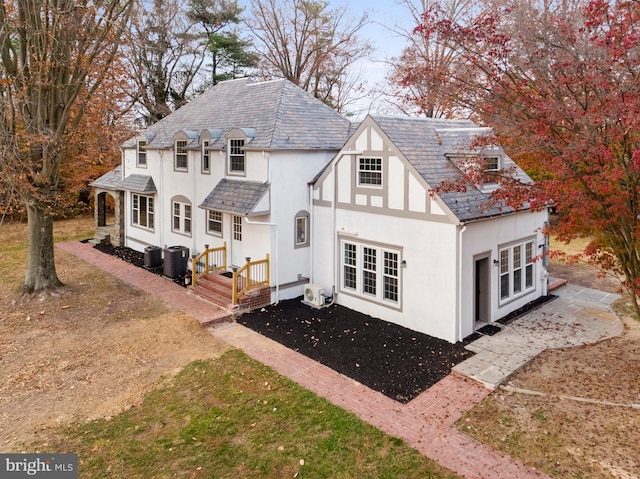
[240, 298, 476, 403]
[93, 243, 188, 287]
[496, 294, 557, 324]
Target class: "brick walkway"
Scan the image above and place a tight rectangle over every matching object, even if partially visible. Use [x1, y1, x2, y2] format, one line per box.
[57, 241, 550, 479]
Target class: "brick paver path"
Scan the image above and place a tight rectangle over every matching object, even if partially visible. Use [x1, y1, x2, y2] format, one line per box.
[58, 241, 550, 479]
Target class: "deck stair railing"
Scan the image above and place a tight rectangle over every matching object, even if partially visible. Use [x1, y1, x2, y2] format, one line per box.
[191, 243, 227, 287]
[232, 254, 270, 305]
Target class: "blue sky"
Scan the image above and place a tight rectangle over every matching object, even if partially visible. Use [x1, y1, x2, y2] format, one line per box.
[330, 0, 419, 115]
[238, 0, 420, 114]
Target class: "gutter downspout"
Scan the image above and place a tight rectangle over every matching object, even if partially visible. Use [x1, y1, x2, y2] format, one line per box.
[309, 182, 314, 282]
[245, 218, 279, 305]
[456, 223, 467, 343]
[330, 151, 362, 304]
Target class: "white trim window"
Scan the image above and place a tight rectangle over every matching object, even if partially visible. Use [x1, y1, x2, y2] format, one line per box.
[228, 139, 245, 174]
[294, 211, 309, 248]
[207, 210, 223, 235]
[233, 215, 242, 241]
[202, 140, 210, 173]
[483, 155, 500, 184]
[358, 157, 382, 186]
[132, 193, 154, 229]
[499, 239, 535, 302]
[341, 239, 401, 307]
[137, 140, 147, 167]
[175, 140, 188, 170]
[172, 201, 192, 235]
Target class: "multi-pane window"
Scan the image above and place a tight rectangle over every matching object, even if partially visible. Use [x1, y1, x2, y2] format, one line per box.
[229, 139, 245, 173]
[500, 249, 510, 300]
[485, 156, 500, 171]
[172, 201, 191, 234]
[525, 242, 534, 289]
[341, 240, 400, 306]
[484, 156, 500, 184]
[202, 140, 210, 173]
[499, 239, 535, 302]
[343, 243, 357, 290]
[132, 194, 154, 229]
[137, 140, 147, 166]
[363, 247, 377, 295]
[358, 157, 382, 186]
[233, 215, 242, 241]
[207, 210, 222, 235]
[383, 251, 399, 302]
[175, 140, 188, 170]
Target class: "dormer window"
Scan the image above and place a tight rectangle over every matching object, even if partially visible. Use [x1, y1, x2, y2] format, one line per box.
[228, 139, 245, 174]
[483, 156, 500, 184]
[137, 140, 147, 167]
[202, 140, 210, 173]
[175, 140, 188, 170]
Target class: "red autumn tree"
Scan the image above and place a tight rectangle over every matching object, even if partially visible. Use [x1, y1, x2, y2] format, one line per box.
[397, 0, 640, 317]
[387, 0, 482, 118]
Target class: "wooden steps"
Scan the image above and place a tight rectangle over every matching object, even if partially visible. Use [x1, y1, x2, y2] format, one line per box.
[189, 272, 235, 311]
[189, 272, 272, 314]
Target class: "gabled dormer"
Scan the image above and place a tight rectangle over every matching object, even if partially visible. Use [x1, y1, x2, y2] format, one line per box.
[172, 130, 198, 172]
[199, 129, 223, 174]
[134, 132, 156, 168]
[225, 127, 256, 177]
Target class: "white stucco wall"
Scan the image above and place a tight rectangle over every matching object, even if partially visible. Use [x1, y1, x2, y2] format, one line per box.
[122, 143, 336, 302]
[458, 209, 549, 339]
[312, 203, 461, 342]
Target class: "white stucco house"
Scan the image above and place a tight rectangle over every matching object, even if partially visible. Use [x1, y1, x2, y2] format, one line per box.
[91, 78, 549, 343]
[309, 116, 549, 343]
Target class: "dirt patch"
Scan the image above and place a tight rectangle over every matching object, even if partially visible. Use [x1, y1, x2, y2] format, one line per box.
[0, 249, 229, 451]
[550, 260, 623, 294]
[459, 262, 640, 478]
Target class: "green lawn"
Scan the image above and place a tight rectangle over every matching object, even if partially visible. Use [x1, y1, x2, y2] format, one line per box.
[36, 351, 458, 478]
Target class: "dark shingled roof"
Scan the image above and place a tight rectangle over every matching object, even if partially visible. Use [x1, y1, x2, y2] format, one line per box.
[123, 78, 352, 151]
[200, 179, 270, 216]
[369, 116, 532, 222]
[118, 174, 157, 193]
[90, 165, 122, 189]
[90, 167, 157, 193]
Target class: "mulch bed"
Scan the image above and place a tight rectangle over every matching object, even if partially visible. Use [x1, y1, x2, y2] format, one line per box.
[91, 242, 554, 403]
[240, 299, 475, 403]
[93, 243, 187, 287]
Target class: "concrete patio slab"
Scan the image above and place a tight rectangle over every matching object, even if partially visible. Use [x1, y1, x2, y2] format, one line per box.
[453, 284, 624, 388]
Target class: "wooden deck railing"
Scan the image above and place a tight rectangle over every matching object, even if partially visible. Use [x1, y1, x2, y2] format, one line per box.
[190, 243, 227, 287]
[232, 254, 270, 305]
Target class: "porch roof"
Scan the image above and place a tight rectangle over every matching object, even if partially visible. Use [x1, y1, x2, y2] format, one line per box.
[200, 179, 270, 216]
[89, 165, 122, 190]
[119, 174, 157, 193]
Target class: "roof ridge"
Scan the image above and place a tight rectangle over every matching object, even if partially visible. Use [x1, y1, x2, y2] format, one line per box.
[268, 80, 288, 149]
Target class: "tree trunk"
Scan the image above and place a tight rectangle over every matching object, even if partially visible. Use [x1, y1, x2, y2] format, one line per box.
[23, 199, 63, 293]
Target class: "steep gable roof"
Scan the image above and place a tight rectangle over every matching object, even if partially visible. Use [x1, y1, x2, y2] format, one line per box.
[124, 78, 352, 151]
[369, 115, 532, 222]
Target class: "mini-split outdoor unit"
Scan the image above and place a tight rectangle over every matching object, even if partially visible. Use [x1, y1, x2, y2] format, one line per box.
[304, 284, 325, 307]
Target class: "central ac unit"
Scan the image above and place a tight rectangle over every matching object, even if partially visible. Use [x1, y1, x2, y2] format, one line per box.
[304, 284, 325, 307]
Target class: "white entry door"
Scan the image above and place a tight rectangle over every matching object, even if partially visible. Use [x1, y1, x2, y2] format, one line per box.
[231, 215, 243, 267]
